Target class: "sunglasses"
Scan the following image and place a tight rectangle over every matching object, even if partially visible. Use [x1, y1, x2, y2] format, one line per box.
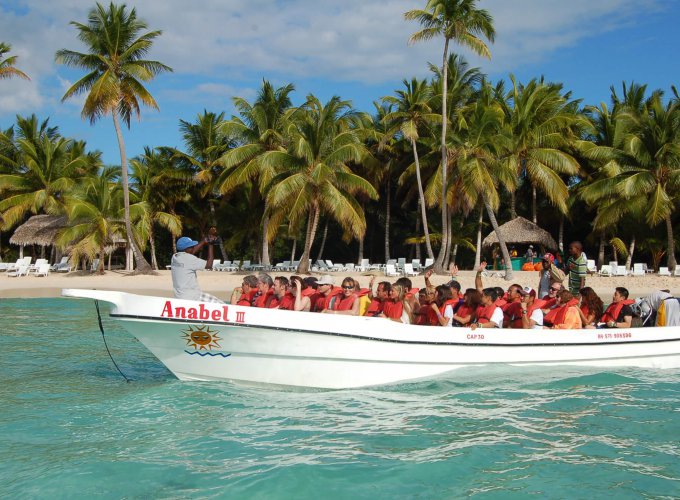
[342, 285, 354, 290]
[549, 287, 560, 292]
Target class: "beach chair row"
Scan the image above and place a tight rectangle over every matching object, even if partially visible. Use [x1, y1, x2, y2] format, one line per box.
[0, 257, 57, 277]
[593, 260, 680, 277]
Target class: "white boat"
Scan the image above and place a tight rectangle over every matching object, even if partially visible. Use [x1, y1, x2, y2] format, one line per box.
[62, 288, 680, 389]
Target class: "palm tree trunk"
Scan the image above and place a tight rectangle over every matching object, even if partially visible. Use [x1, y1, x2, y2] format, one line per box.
[558, 216, 564, 254]
[384, 176, 391, 262]
[112, 113, 152, 274]
[625, 236, 635, 271]
[666, 215, 677, 270]
[510, 190, 517, 220]
[483, 195, 513, 281]
[444, 206, 453, 267]
[208, 199, 228, 261]
[316, 219, 329, 262]
[474, 204, 484, 268]
[149, 230, 158, 270]
[414, 203, 422, 261]
[412, 138, 434, 260]
[598, 232, 606, 268]
[434, 37, 451, 274]
[357, 234, 364, 265]
[107, 250, 112, 271]
[298, 206, 320, 274]
[532, 186, 537, 224]
[98, 244, 105, 275]
[290, 238, 297, 263]
[261, 204, 271, 266]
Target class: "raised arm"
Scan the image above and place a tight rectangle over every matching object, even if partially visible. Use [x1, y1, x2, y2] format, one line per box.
[475, 261, 487, 292]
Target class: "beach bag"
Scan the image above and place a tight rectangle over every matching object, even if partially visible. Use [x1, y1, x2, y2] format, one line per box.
[549, 263, 565, 283]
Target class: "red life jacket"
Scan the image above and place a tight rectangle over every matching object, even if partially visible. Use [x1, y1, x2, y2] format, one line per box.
[439, 299, 458, 316]
[415, 305, 438, 326]
[331, 293, 357, 311]
[365, 299, 384, 316]
[551, 299, 580, 327]
[601, 299, 635, 323]
[315, 288, 343, 312]
[383, 300, 404, 320]
[477, 304, 498, 324]
[276, 292, 296, 311]
[236, 289, 257, 307]
[455, 304, 476, 325]
[495, 298, 507, 308]
[504, 301, 524, 328]
[254, 289, 276, 308]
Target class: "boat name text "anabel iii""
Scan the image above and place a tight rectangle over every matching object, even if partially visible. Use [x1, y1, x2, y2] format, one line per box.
[160, 301, 246, 323]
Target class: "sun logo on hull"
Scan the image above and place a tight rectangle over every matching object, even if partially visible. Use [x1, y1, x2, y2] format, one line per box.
[182, 325, 221, 350]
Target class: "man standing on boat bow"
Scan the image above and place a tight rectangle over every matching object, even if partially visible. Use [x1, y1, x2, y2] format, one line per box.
[171, 231, 223, 303]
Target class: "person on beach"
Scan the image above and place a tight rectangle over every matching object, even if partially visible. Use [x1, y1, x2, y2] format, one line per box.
[170, 233, 222, 303]
[230, 275, 258, 306]
[566, 241, 587, 294]
[537, 253, 563, 298]
[524, 245, 535, 264]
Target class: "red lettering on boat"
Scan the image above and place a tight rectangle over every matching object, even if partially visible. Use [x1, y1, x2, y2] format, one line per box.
[175, 306, 186, 318]
[222, 306, 230, 322]
[199, 304, 210, 320]
[211, 309, 221, 321]
[161, 301, 173, 318]
[236, 311, 245, 323]
[188, 308, 198, 319]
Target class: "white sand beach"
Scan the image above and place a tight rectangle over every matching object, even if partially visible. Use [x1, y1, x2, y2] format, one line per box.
[0, 269, 676, 301]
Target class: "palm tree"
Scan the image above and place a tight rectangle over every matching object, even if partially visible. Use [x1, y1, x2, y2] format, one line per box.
[383, 78, 440, 260]
[0, 117, 100, 229]
[405, 0, 495, 272]
[263, 95, 378, 273]
[218, 80, 295, 266]
[56, 2, 172, 273]
[502, 77, 583, 223]
[130, 148, 183, 269]
[58, 167, 130, 273]
[0, 42, 30, 81]
[456, 83, 514, 279]
[168, 110, 233, 260]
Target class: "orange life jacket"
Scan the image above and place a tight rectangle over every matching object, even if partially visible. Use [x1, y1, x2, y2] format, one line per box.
[331, 293, 357, 311]
[551, 299, 580, 327]
[236, 289, 257, 307]
[477, 304, 498, 324]
[383, 300, 404, 320]
[276, 292, 295, 310]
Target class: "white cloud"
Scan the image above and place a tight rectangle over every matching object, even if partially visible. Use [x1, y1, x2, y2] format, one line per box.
[0, 0, 667, 115]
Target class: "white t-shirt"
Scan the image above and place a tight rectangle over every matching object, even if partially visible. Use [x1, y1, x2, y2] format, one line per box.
[489, 306, 504, 328]
[442, 304, 454, 326]
[530, 308, 544, 329]
[171, 252, 207, 300]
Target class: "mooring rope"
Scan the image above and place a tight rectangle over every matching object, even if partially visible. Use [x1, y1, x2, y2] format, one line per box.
[94, 300, 131, 383]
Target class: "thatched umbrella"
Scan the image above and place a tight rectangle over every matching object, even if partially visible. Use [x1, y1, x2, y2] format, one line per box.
[482, 216, 558, 250]
[9, 215, 68, 258]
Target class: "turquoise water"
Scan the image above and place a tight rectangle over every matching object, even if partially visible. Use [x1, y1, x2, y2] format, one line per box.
[2, 299, 680, 498]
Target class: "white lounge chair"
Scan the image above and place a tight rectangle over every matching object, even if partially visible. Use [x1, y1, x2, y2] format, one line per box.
[659, 267, 671, 276]
[211, 259, 222, 271]
[403, 263, 418, 277]
[598, 265, 612, 277]
[586, 259, 597, 273]
[632, 263, 645, 276]
[424, 258, 434, 269]
[7, 264, 29, 277]
[396, 258, 406, 272]
[356, 259, 370, 272]
[33, 262, 50, 277]
[384, 264, 400, 277]
[312, 260, 330, 272]
[411, 259, 422, 272]
[27, 258, 48, 275]
[344, 263, 355, 272]
[674, 266, 680, 277]
[614, 265, 629, 277]
[51, 257, 69, 271]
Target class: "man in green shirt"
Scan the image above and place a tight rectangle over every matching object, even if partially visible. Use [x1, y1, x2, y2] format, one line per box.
[567, 241, 587, 294]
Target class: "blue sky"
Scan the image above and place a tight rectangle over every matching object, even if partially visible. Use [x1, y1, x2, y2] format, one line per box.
[1, 0, 678, 165]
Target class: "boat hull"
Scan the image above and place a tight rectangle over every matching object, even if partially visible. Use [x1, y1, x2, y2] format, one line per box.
[63, 289, 680, 389]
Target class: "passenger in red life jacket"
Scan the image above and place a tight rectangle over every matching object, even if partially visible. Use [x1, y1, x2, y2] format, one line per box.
[395, 277, 419, 318]
[577, 287, 604, 328]
[452, 289, 482, 327]
[470, 288, 503, 330]
[540, 283, 563, 326]
[414, 287, 438, 325]
[430, 284, 457, 326]
[502, 283, 525, 327]
[380, 284, 413, 324]
[230, 274, 259, 306]
[253, 273, 277, 308]
[314, 275, 342, 312]
[474, 261, 507, 308]
[290, 275, 312, 312]
[517, 287, 544, 329]
[272, 276, 295, 310]
[324, 277, 360, 315]
[550, 290, 583, 329]
[601, 287, 634, 328]
[364, 279, 390, 317]
[302, 277, 321, 311]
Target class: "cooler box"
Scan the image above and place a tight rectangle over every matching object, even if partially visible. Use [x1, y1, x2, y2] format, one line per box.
[510, 257, 523, 271]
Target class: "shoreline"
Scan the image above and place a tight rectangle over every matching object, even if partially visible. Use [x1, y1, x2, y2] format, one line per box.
[0, 269, 676, 300]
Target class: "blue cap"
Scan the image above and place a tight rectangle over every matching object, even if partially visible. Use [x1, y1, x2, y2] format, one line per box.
[176, 236, 198, 251]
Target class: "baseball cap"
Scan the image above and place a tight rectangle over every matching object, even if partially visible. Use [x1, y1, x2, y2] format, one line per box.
[316, 274, 335, 286]
[519, 286, 537, 297]
[541, 253, 555, 263]
[176, 236, 198, 251]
